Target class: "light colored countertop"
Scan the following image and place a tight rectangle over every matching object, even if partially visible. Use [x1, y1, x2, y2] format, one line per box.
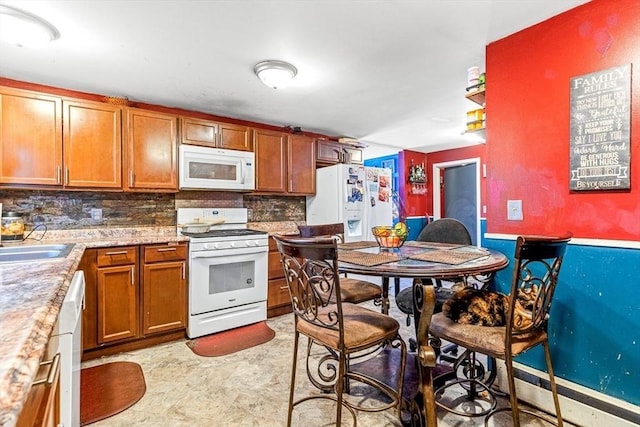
[0, 227, 189, 427]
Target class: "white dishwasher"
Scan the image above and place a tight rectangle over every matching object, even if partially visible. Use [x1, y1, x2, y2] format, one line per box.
[52, 270, 85, 427]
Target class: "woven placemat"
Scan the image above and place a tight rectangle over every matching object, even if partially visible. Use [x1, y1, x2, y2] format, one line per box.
[338, 250, 404, 267]
[404, 241, 465, 250]
[409, 249, 489, 265]
[338, 241, 379, 250]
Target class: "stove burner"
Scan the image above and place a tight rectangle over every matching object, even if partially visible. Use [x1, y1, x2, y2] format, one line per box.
[181, 229, 267, 238]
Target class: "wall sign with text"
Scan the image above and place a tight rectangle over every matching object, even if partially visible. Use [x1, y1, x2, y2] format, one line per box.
[569, 64, 631, 191]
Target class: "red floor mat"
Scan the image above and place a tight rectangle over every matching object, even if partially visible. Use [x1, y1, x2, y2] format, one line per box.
[80, 361, 146, 426]
[186, 321, 276, 357]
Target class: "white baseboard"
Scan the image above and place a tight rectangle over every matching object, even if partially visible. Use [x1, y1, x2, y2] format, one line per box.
[495, 362, 640, 427]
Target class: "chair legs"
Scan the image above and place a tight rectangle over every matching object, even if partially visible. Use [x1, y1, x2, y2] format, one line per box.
[544, 341, 564, 427]
[287, 331, 299, 427]
[289, 332, 406, 426]
[483, 344, 563, 427]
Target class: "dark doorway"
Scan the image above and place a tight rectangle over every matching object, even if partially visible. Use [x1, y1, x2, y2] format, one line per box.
[442, 163, 478, 245]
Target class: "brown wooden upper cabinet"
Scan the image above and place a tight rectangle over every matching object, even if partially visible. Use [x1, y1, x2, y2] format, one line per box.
[125, 108, 178, 192]
[64, 99, 122, 189]
[0, 86, 181, 192]
[288, 134, 316, 194]
[0, 86, 62, 186]
[254, 130, 315, 195]
[180, 116, 252, 151]
[316, 139, 363, 166]
[254, 128, 287, 193]
[0, 87, 122, 189]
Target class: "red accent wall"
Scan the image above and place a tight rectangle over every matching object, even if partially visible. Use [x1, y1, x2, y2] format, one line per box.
[426, 144, 487, 217]
[398, 150, 428, 219]
[486, 0, 640, 240]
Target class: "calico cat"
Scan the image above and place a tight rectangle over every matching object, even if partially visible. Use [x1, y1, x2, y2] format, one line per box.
[443, 286, 538, 328]
[443, 288, 509, 326]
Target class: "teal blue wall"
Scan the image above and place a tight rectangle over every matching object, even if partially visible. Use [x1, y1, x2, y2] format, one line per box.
[484, 230, 640, 405]
[364, 154, 399, 194]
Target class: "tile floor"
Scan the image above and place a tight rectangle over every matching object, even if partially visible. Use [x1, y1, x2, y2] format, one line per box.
[83, 280, 570, 426]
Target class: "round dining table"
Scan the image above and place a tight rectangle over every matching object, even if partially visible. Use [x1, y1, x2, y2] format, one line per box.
[336, 241, 509, 427]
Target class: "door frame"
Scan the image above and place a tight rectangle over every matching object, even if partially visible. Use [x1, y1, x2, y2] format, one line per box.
[431, 157, 482, 245]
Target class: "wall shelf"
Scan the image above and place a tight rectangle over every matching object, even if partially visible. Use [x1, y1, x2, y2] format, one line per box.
[465, 88, 486, 106]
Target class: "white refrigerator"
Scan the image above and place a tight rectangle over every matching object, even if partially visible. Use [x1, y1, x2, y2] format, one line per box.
[306, 164, 393, 242]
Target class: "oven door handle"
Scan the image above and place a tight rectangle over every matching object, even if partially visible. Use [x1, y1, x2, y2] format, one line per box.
[190, 247, 267, 258]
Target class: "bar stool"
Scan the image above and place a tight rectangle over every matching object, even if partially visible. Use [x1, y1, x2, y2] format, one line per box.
[430, 233, 572, 426]
[273, 235, 407, 426]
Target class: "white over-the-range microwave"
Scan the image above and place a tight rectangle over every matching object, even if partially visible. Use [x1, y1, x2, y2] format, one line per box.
[179, 144, 255, 191]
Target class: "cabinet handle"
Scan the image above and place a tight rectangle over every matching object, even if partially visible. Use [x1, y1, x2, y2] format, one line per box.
[182, 262, 186, 280]
[279, 285, 288, 290]
[105, 250, 129, 256]
[131, 266, 135, 285]
[65, 167, 69, 185]
[32, 353, 60, 387]
[156, 247, 177, 252]
[56, 166, 61, 184]
[130, 171, 134, 187]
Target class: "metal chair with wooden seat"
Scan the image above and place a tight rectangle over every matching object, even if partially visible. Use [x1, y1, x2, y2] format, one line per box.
[394, 218, 473, 355]
[298, 223, 383, 307]
[429, 233, 572, 426]
[273, 234, 407, 426]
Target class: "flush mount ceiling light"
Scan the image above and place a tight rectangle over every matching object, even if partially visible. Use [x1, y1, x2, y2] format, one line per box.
[254, 60, 297, 89]
[0, 4, 60, 47]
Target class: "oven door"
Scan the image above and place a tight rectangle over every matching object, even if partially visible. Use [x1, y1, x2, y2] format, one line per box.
[189, 246, 267, 315]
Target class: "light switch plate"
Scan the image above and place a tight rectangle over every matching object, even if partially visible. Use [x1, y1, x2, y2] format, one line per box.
[507, 200, 523, 220]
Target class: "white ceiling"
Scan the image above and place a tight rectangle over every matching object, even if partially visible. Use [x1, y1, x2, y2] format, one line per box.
[0, 0, 590, 156]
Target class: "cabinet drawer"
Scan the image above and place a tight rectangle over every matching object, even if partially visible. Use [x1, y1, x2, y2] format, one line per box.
[143, 243, 187, 263]
[268, 278, 291, 308]
[97, 246, 137, 267]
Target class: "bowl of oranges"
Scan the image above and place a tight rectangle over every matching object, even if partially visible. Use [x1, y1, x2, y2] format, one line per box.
[372, 222, 408, 250]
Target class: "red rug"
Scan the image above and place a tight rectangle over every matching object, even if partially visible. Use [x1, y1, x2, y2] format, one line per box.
[186, 321, 276, 357]
[80, 361, 146, 426]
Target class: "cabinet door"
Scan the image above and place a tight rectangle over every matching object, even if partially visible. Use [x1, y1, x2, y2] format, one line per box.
[287, 134, 315, 194]
[125, 108, 178, 191]
[180, 116, 217, 146]
[142, 261, 186, 335]
[63, 100, 122, 188]
[79, 249, 99, 351]
[268, 277, 291, 310]
[254, 128, 287, 192]
[0, 86, 62, 186]
[219, 122, 252, 151]
[97, 265, 138, 344]
[344, 147, 363, 164]
[16, 339, 60, 427]
[316, 140, 342, 164]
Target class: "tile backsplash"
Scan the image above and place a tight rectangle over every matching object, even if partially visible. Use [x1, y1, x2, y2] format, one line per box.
[0, 190, 305, 230]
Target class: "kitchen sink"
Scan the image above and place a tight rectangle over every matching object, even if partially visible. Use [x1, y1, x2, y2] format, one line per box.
[0, 243, 75, 264]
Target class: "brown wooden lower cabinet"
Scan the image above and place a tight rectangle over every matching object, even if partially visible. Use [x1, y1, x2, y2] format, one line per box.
[267, 237, 292, 317]
[17, 344, 60, 427]
[81, 242, 188, 360]
[141, 244, 187, 335]
[97, 246, 139, 344]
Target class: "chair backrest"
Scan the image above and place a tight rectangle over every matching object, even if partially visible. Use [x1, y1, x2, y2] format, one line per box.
[416, 218, 472, 245]
[273, 235, 344, 333]
[298, 223, 345, 242]
[507, 233, 572, 336]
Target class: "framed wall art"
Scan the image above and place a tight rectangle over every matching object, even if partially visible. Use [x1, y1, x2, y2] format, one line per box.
[569, 64, 631, 191]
